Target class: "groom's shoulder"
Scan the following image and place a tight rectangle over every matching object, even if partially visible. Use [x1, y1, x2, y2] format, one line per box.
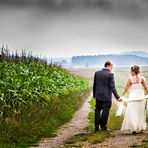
[95, 69, 111, 75]
[103, 70, 114, 77]
[95, 69, 103, 74]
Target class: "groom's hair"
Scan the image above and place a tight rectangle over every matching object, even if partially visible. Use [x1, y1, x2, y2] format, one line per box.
[104, 61, 112, 67]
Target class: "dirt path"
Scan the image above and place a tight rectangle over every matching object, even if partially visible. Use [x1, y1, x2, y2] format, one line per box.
[31, 89, 147, 148]
[77, 129, 148, 148]
[93, 129, 148, 148]
[31, 93, 92, 148]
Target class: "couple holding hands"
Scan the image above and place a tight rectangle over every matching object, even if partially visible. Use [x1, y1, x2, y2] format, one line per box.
[93, 61, 148, 134]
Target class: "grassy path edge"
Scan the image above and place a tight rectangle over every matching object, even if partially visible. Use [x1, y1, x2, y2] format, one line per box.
[32, 92, 92, 148]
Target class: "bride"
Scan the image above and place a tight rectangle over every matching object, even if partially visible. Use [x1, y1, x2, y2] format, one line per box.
[121, 65, 148, 134]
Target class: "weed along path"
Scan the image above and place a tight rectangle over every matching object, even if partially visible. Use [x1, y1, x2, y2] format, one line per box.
[31, 93, 92, 148]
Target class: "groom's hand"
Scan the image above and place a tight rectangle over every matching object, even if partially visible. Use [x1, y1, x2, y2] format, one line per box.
[118, 98, 123, 102]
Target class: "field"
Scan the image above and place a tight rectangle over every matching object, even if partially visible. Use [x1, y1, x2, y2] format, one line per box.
[0, 47, 147, 148]
[0, 48, 91, 147]
[70, 66, 148, 94]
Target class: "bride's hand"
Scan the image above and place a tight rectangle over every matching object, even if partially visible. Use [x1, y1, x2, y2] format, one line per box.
[118, 98, 123, 102]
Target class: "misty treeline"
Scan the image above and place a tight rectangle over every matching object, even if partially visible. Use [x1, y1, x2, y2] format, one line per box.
[71, 54, 148, 66]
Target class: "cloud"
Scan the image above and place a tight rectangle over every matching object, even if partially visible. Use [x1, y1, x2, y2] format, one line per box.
[1, 0, 148, 19]
[0, 0, 148, 57]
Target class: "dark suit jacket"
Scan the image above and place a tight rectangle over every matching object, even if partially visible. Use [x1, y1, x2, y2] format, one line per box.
[93, 68, 120, 102]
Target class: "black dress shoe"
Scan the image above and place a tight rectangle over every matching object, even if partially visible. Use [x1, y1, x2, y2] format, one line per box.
[140, 130, 143, 133]
[95, 126, 99, 132]
[132, 131, 137, 134]
[101, 127, 110, 131]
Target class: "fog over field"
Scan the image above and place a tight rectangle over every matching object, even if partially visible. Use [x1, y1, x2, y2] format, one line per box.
[0, 0, 148, 57]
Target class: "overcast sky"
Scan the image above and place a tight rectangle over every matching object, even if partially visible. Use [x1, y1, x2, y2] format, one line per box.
[0, 0, 148, 58]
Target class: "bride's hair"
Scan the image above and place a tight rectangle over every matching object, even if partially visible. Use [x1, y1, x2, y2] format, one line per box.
[131, 65, 140, 75]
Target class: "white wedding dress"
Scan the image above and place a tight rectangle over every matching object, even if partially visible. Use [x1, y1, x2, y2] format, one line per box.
[121, 76, 147, 132]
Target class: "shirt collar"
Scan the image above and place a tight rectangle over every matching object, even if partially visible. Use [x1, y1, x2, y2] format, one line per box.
[102, 68, 110, 71]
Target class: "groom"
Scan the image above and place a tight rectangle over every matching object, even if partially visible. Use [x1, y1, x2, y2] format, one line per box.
[93, 61, 122, 132]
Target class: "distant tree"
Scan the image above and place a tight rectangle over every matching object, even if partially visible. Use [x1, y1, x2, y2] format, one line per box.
[61, 60, 68, 65]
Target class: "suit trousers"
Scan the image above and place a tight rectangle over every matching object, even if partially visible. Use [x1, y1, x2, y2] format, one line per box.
[95, 100, 112, 128]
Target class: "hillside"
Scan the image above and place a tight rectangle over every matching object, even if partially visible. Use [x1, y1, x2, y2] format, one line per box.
[121, 51, 148, 57]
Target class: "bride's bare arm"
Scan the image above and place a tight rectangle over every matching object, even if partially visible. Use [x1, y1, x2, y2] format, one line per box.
[122, 79, 131, 96]
[142, 77, 148, 94]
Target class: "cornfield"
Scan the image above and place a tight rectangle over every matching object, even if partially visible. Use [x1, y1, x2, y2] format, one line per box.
[0, 46, 89, 127]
